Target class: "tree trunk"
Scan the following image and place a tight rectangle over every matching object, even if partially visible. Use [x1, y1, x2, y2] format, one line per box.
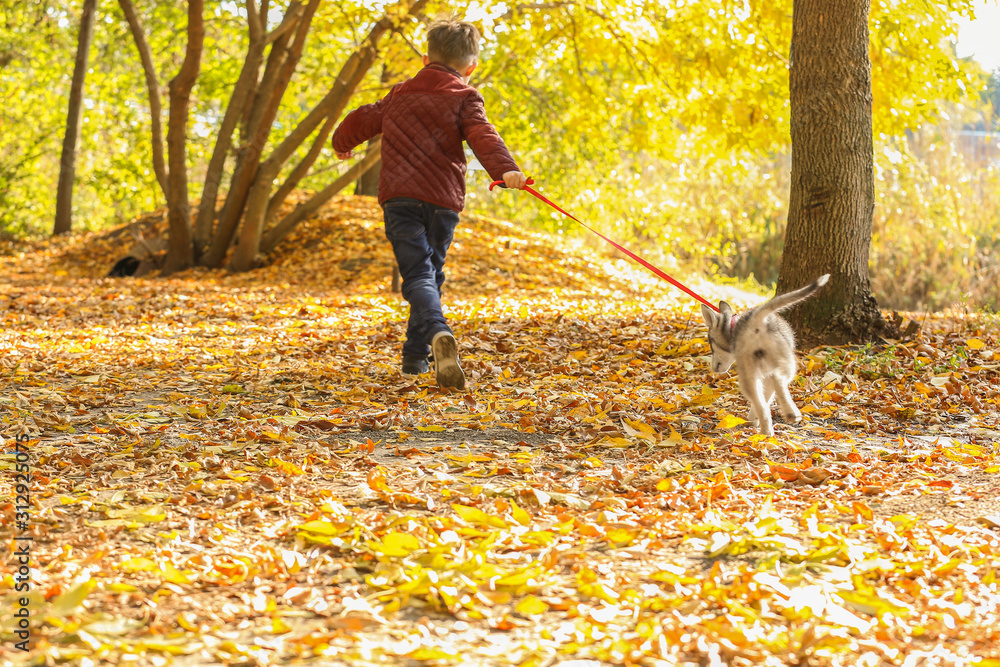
[228, 0, 427, 272]
[118, 0, 167, 197]
[353, 147, 398, 290]
[353, 140, 398, 291]
[354, 145, 381, 196]
[53, 0, 97, 236]
[353, 59, 396, 199]
[161, 0, 204, 275]
[225, 0, 325, 272]
[200, 1, 306, 269]
[776, 0, 896, 344]
[357, 62, 400, 290]
[192, 0, 268, 261]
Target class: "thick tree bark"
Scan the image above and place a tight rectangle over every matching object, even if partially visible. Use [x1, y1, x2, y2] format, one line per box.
[161, 0, 204, 275]
[118, 0, 167, 197]
[776, 0, 896, 344]
[53, 0, 97, 236]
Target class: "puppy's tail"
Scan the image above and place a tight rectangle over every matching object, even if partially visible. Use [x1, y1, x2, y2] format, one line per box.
[753, 274, 830, 322]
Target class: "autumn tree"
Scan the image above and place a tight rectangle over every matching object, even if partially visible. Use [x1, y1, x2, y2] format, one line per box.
[13, 0, 983, 293]
[115, 0, 427, 274]
[54, 0, 97, 236]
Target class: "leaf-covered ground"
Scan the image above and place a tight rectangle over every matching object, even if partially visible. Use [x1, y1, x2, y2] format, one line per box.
[2, 196, 1000, 666]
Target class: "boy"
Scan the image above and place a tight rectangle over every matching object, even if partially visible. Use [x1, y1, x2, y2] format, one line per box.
[332, 19, 526, 391]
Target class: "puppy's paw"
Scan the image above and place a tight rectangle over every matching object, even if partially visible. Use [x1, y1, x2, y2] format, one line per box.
[782, 407, 802, 424]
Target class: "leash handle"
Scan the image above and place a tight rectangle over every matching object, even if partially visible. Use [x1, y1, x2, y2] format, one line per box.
[489, 178, 536, 190]
[489, 178, 720, 313]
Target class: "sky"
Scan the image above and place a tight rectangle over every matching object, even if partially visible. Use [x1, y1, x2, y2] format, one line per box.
[955, 0, 1000, 72]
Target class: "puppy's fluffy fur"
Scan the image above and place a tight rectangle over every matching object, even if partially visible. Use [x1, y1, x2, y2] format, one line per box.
[701, 275, 829, 436]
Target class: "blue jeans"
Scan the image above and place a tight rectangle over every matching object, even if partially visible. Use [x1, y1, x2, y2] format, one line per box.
[382, 198, 459, 358]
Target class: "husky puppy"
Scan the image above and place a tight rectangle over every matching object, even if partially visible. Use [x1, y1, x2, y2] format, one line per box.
[700, 275, 830, 436]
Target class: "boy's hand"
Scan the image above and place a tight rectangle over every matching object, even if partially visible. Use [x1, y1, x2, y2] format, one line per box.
[336, 150, 353, 160]
[502, 170, 527, 190]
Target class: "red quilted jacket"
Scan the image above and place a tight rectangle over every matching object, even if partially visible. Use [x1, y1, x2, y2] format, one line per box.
[332, 63, 520, 212]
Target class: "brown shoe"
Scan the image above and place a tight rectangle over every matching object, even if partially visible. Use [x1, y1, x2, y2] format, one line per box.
[431, 332, 465, 390]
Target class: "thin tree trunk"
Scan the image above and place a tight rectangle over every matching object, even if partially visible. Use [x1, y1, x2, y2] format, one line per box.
[229, 1, 427, 272]
[229, 5, 392, 271]
[353, 141, 395, 289]
[239, 0, 276, 137]
[260, 38, 386, 225]
[776, 0, 894, 344]
[161, 0, 204, 275]
[354, 147, 381, 196]
[260, 139, 382, 255]
[266, 112, 339, 216]
[264, 16, 396, 215]
[355, 137, 396, 288]
[356, 64, 392, 289]
[200, 1, 306, 268]
[53, 0, 97, 236]
[354, 62, 393, 197]
[192, 0, 267, 260]
[265, 4, 419, 176]
[118, 0, 167, 197]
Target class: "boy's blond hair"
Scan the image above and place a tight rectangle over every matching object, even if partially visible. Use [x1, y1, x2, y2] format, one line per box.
[426, 19, 480, 69]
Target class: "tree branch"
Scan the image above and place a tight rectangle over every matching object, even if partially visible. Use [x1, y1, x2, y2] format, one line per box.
[118, 0, 168, 196]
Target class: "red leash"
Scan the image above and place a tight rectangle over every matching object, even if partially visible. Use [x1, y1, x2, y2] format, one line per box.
[490, 178, 720, 313]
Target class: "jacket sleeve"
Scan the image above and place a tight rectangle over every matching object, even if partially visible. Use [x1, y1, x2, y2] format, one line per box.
[460, 91, 520, 181]
[331, 88, 393, 153]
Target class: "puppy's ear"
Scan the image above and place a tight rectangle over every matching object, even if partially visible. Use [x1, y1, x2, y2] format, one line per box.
[719, 301, 733, 318]
[700, 303, 717, 327]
